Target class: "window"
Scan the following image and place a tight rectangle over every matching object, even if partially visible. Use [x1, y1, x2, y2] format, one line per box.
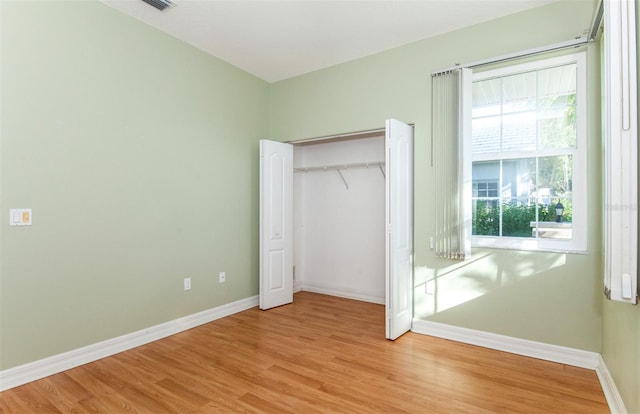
[472, 179, 499, 222]
[468, 53, 587, 252]
[473, 180, 499, 198]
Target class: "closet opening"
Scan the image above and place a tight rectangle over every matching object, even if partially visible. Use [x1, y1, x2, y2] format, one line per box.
[291, 131, 386, 304]
[260, 119, 413, 339]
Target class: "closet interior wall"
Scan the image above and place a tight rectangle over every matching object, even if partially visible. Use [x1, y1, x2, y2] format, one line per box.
[292, 135, 386, 304]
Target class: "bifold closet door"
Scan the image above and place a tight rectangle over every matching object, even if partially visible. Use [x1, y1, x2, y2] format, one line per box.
[260, 121, 413, 336]
[259, 140, 293, 310]
[385, 119, 414, 340]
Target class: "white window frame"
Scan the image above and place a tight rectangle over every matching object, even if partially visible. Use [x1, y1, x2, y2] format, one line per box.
[467, 52, 587, 253]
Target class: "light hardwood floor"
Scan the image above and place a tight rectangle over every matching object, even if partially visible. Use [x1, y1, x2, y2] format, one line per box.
[0, 291, 609, 413]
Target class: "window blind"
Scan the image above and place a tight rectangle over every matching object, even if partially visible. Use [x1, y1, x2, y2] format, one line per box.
[431, 68, 472, 260]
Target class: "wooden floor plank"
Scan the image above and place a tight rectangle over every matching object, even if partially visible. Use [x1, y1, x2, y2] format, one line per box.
[63, 365, 142, 413]
[0, 292, 609, 413]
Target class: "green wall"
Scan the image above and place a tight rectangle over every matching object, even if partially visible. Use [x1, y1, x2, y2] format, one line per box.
[271, 0, 603, 352]
[0, 1, 269, 369]
[2, 1, 638, 411]
[602, 299, 640, 413]
[599, 3, 640, 413]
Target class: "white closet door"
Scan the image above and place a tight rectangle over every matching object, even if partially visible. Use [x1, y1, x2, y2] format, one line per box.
[385, 119, 414, 340]
[259, 140, 294, 310]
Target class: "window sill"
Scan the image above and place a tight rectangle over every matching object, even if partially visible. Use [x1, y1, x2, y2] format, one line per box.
[472, 235, 587, 255]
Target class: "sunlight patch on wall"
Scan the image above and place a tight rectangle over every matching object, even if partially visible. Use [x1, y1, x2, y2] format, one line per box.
[414, 249, 567, 317]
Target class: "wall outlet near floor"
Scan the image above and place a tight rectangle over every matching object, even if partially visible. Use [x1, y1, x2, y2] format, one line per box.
[184, 277, 191, 291]
[219, 272, 226, 283]
[425, 279, 435, 295]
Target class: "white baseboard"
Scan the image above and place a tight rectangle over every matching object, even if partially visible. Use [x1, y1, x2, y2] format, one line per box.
[412, 319, 628, 414]
[300, 284, 384, 305]
[596, 355, 629, 414]
[0, 295, 259, 392]
[412, 319, 600, 369]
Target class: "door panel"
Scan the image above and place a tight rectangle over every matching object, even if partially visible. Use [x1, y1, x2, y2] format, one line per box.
[260, 140, 293, 310]
[385, 119, 414, 340]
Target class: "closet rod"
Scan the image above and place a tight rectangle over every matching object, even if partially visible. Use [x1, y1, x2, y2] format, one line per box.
[293, 161, 385, 173]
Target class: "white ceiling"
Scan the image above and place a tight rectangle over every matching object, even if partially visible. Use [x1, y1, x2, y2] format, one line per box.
[101, 0, 558, 83]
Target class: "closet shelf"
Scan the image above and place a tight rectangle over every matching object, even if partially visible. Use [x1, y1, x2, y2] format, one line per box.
[293, 161, 385, 173]
[294, 161, 385, 189]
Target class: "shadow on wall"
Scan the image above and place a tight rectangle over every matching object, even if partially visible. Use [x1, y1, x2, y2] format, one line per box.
[414, 249, 567, 317]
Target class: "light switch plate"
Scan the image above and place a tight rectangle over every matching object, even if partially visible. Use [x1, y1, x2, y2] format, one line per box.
[9, 209, 32, 226]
